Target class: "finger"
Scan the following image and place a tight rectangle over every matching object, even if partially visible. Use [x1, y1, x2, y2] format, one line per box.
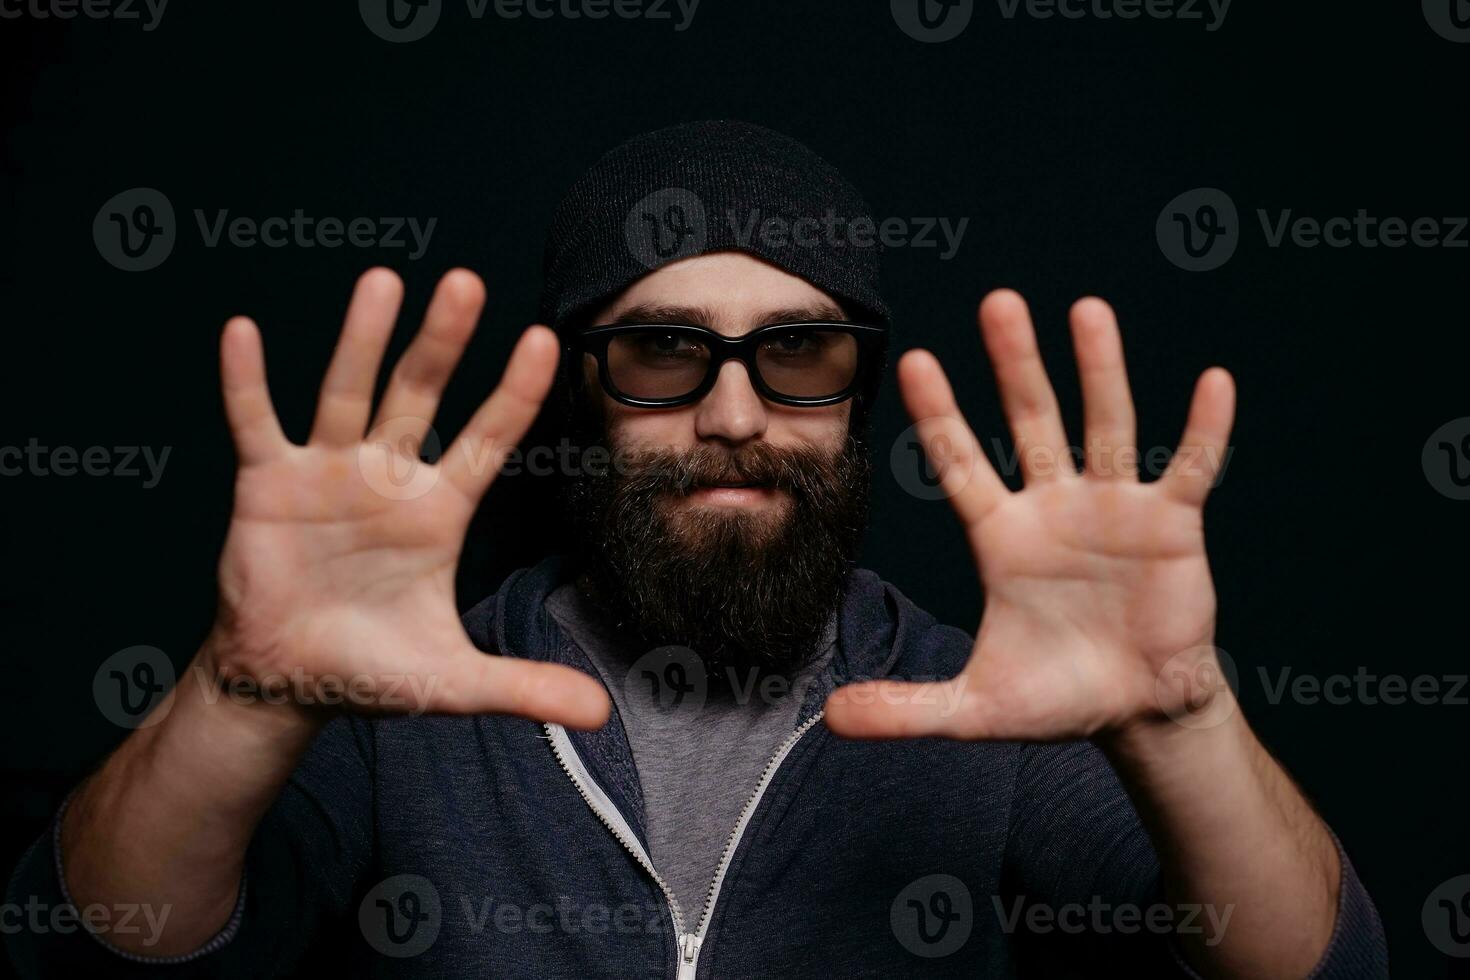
[979, 289, 1075, 483]
[442, 325, 560, 499]
[824, 679, 985, 741]
[1069, 297, 1137, 480]
[1161, 367, 1236, 506]
[219, 316, 290, 464]
[310, 268, 404, 447]
[432, 652, 611, 730]
[897, 349, 1008, 526]
[370, 269, 487, 442]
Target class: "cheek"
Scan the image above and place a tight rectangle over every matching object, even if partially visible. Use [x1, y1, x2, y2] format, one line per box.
[604, 400, 702, 452]
[765, 403, 852, 451]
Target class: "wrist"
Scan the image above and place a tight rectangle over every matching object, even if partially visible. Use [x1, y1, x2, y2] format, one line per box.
[195, 621, 332, 734]
[1095, 684, 1248, 795]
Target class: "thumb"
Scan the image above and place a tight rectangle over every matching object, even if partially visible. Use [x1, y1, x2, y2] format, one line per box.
[823, 678, 982, 740]
[427, 649, 612, 730]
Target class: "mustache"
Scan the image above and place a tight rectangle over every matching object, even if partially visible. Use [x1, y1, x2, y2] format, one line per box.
[612, 442, 841, 498]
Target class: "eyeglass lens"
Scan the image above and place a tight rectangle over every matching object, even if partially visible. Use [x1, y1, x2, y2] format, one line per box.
[600, 327, 859, 401]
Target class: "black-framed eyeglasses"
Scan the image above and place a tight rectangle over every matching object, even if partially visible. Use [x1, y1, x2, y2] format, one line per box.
[569, 321, 887, 408]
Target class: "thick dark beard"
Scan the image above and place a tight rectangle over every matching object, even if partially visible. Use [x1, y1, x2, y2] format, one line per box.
[562, 419, 871, 681]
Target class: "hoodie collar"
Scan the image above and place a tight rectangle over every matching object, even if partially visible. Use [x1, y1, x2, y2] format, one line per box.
[489, 554, 918, 842]
[492, 554, 910, 687]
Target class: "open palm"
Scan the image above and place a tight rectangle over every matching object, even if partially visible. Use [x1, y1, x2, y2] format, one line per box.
[206, 268, 609, 728]
[826, 290, 1234, 741]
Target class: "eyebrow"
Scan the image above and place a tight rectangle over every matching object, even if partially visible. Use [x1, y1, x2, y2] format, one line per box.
[604, 301, 849, 329]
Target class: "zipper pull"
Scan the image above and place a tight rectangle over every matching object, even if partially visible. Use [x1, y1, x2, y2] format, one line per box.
[681, 933, 699, 962]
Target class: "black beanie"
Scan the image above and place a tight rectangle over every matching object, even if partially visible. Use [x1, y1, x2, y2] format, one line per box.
[538, 120, 891, 334]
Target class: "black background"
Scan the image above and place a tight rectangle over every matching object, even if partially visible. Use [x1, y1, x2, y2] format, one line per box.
[1, 1, 1466, 976]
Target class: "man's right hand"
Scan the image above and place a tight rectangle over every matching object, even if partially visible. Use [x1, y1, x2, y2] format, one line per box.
[208, 266, 609, 727]
[55, 269, 608, 959]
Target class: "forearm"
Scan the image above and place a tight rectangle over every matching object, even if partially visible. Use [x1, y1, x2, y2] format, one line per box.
[1099, 688, 1340, 979]
[61, 630, 325, 957]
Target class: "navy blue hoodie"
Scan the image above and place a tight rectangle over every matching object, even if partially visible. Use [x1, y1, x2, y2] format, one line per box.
[4, 558, 1388, 978]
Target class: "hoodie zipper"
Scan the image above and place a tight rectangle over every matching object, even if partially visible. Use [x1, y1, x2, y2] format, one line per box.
[545, 710, 824, 980]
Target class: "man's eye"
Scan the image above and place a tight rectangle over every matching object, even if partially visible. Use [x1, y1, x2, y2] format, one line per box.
[765, 331, 816, 354]
[644, 333, 696, 354]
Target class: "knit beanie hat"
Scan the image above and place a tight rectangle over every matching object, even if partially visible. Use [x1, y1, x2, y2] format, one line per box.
[538, 120, 891, 334]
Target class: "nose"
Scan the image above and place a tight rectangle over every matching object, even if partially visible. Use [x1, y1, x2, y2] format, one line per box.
[694, 360, 769, 445]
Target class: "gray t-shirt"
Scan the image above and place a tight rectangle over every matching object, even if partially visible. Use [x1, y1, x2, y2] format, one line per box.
[545, 582, 836, 922]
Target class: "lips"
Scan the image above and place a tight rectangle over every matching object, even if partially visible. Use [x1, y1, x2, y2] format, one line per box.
[680, 479, 779, 499]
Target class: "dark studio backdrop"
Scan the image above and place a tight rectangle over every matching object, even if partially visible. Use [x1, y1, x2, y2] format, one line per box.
[0, 1, 1465, 976]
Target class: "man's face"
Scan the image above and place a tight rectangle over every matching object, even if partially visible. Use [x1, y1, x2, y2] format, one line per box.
[564, 251, 872, 677]
[585, 250, 854, 526]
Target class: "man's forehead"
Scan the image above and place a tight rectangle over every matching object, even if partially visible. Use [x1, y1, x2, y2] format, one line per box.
[599, 301, 848, 334]
[583, 250, 849, 334]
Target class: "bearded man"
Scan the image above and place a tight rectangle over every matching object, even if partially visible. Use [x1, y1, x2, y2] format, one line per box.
[5, 121, 1386, 979]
